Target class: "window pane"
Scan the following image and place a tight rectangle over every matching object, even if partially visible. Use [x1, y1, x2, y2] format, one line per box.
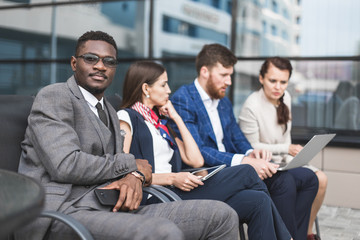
[300, 0, 360, 56]
[0, 0, 359, 143]
[153, 0, 231, 58]
[0, 1, 145, 95]
[163, 59, 197, 93]
[235, 0, 360, 57]
[233, 59, 360, 134]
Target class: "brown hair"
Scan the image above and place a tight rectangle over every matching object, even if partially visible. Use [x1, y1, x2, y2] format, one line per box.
[195, 43, 237, 75]
[121, 61, 166, 108]
[260, 57, 292, 132]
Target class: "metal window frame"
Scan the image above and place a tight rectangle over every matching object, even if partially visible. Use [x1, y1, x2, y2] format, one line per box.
[1, 0, 360, 146]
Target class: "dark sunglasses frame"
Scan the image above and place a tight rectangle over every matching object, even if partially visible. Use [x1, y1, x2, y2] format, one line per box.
[75, 53, 118, 68]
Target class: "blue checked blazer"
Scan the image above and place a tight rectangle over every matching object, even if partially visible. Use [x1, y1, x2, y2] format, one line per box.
[170, 82, 252, 167]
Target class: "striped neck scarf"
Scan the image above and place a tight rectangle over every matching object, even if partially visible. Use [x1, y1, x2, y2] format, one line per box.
[131, 102, 177, 149]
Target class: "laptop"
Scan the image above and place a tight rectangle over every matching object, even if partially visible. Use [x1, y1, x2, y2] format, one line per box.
[276, 134, 336, 171]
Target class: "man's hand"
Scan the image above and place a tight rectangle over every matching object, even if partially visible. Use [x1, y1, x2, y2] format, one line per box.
[248, 149, 272, 161]
[101, 174, 142, 212]
[135, 159, 152, 186]
[242, 157, 278, 180]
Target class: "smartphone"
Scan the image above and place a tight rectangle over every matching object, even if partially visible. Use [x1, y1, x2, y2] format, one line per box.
[94, 188, 119, 206]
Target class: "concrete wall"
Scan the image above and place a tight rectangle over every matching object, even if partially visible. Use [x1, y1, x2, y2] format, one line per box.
[309, 146, 360, 209]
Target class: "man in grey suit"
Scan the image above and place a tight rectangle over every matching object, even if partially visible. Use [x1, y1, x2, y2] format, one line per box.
[16, 31, 239, 240]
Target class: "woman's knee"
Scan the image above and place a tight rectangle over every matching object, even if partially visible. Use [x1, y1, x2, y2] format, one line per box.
[316, 170, 328, 191]
[305, 168, 319, 187]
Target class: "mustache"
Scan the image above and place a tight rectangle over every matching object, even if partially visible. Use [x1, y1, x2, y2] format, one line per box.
[89, 72, 107, 79]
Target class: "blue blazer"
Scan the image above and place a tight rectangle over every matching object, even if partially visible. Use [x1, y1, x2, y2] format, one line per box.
[170, 82, 252, 167]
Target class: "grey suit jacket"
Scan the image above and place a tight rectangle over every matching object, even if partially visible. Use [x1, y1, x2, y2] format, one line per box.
[17, 76, 137, 239]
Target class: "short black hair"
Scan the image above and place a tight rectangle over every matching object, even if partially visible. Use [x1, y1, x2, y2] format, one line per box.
[75, 30, 118, 56]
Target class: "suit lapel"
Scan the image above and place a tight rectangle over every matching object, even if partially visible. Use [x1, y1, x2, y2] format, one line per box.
[218, 98, 239, 152]
[105, 99, 123, 154]
[188, 83, 217, 144]
[67, 76, 109, 153]
[218, 99, 228, 132]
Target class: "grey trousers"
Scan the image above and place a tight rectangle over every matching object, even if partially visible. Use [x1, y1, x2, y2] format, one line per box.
[47, 200, 239, 240]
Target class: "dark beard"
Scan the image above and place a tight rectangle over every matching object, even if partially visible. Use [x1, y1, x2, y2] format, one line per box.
[206, 77, 226, 99]
[85, 86, 106, 95]
[74, 74, 107, 96]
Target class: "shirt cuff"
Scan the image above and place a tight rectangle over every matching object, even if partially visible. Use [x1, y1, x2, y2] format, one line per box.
[245, 149, 253, 156]
[231, 154, 245, 166]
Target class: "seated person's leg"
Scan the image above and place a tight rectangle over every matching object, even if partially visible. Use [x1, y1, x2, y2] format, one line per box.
[138, 200, 239, 240]
[264, 171, 297, 238]
[288, 167, 319, 240]
[227, 189, 291, 240]
[48, 207, 184, 240]
[308, 170, 327, 236]
[173, 164, 269, 200]
[170, 165, 291, 240]
[49, 200, 239, 240]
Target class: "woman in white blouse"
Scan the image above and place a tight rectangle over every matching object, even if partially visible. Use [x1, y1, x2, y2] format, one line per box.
[117, 60, 293, 240]
[239, 57, 327, 240]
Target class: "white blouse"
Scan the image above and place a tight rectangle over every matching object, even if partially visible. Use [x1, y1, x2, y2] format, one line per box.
[117, 110, 173, 173]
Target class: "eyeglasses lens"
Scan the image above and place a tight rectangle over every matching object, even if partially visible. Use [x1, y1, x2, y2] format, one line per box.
[81, 54, 117, 68]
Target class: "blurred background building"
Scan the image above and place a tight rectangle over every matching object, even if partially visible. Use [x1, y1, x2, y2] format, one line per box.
[1, 0, 360, 209]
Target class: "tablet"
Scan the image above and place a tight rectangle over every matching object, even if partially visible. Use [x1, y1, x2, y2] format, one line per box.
[191, 164, 226, 181]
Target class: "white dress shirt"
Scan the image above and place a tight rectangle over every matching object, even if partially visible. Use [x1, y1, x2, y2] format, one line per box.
[78, 85, 105, 118]
[194, 79, 251, 166]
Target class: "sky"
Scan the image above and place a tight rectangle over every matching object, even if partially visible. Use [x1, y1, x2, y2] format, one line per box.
[300, 0, 360, 56]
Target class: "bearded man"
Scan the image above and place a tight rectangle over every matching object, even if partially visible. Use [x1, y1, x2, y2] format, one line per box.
[170, 44, 318, 240]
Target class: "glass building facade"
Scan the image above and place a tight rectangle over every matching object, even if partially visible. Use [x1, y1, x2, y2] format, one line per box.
[0, 0, 359, 146]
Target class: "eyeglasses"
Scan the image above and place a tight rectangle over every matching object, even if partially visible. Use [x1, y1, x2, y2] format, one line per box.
[75, 53, 118, 68]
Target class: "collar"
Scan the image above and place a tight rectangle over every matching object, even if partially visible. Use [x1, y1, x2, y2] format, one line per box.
[131, 102, 157, 125]
[78, 85, 104, 108]
[131, 102, 177, 149]
[194, 78, 220, 109]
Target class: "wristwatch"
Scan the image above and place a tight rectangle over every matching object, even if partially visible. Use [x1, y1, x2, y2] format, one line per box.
[131, 170, 145, 186]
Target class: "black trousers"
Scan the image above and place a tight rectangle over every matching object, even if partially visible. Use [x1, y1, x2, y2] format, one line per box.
[264, 167, 319, 240]
[149, 164, 292, 240]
